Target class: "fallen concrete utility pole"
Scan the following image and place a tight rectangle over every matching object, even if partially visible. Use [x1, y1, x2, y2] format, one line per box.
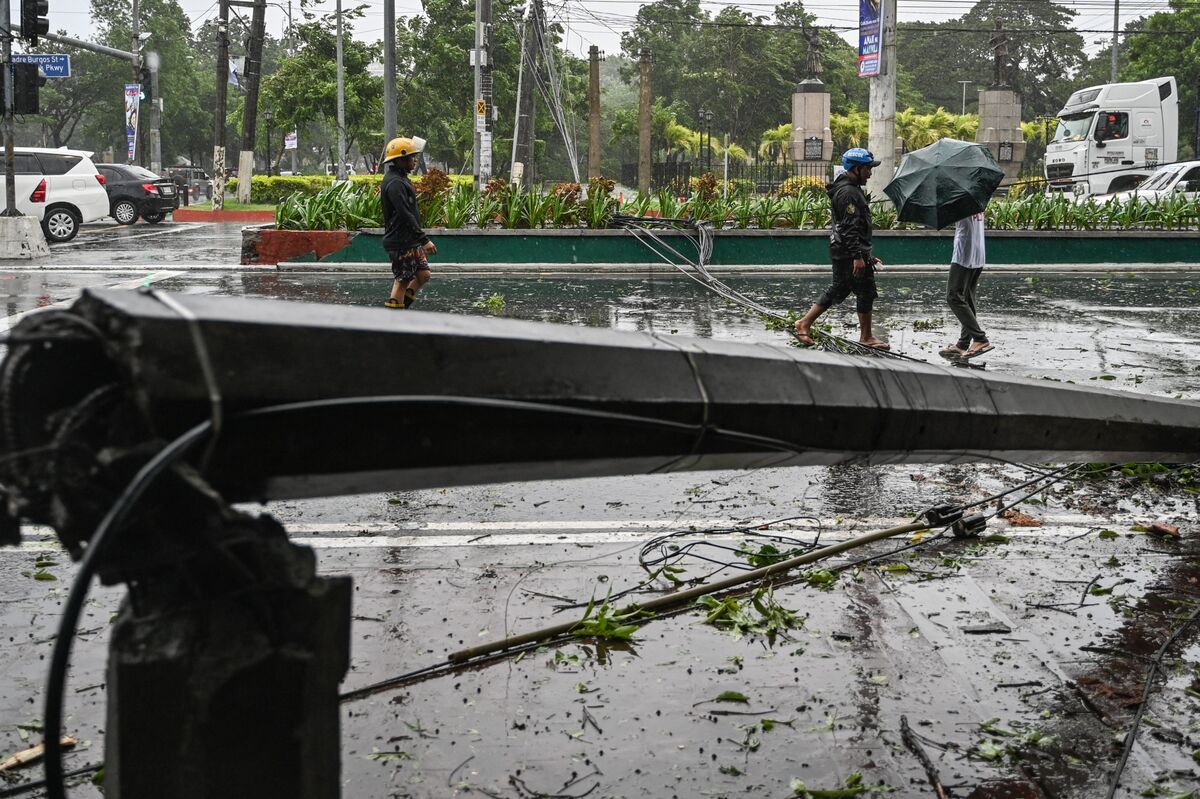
[1, 289, 1198, 798]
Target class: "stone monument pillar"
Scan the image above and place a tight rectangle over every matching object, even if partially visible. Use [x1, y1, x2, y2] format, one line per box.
[975, 21, 1025, 187]
[790, 79, 833, 164]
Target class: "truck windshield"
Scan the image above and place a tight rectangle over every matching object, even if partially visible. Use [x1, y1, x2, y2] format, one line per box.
[1052, 113, 1094, 143]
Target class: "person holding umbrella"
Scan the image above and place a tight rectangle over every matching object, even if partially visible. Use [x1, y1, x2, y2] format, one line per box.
[793, 148, 891, 349]
[882, 138, 1005, 360]
[940, 212, 993, 359]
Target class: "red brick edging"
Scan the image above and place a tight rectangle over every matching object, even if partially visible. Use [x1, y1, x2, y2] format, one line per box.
[242, 228, 354, 265]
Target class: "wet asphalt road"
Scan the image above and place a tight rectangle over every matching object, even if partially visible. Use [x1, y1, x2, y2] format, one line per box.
[1, 224, 1199, 797]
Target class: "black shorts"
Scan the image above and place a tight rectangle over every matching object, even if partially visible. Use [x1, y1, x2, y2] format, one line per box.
[817, 255, 877, 313]
[389, 247, 430, 282]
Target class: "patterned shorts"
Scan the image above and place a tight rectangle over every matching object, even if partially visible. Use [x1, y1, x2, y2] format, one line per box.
[389, 247, 430, 282]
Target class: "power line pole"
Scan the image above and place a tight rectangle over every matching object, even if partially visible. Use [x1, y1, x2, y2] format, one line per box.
[383, 0, 395, 144]
[335, 0, 346, 181]
[131, 0, 140, 165]
[587, 45, 602, 180]
[213, 0, 230, 210]
[236, 0, 266, 201]
[512, 0, 536, 188]
[2, 0, 18, 216]
[471, 0, 493, 188]
[148, 52, 162, 174]
[1110, 0, 1120, 82]
[866, 0, 896, 200]
[637, 47, 652, 194]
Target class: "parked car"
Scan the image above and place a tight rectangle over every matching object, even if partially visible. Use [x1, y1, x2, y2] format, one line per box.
[0, 147, 109, 242]
[96, 164, 179, 224]
[164, 166, 212, 202]
[1103, 160, 1200, 203]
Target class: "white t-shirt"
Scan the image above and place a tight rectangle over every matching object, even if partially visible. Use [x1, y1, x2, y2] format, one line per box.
[952, 213, 986, 269]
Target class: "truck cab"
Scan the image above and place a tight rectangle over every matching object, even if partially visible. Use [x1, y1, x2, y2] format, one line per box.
[1045, 76, 1177, 196]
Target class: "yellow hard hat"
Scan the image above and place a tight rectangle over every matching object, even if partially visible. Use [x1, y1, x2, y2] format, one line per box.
[383, 136, 426, 163]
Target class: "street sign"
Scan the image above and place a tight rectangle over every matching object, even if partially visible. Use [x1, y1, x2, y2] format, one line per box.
[284, 131, 298, 151]
[475, 99, 487, 132]
[11, 53, 70, 78]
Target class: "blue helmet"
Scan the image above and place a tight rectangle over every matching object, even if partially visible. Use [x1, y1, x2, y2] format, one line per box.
[842, 147, 881, 171]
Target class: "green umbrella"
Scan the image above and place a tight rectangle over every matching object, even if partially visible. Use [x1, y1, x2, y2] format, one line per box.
[883, 138, 1004, 229]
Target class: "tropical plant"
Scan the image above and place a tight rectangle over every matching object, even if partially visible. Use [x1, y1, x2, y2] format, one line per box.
[758, 123, 793, 163]
[777, 175, 826, 199]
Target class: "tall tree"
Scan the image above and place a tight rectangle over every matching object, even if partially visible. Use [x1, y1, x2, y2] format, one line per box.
[260, 7, 383, 168]
[1119, 2, 1199, 158]
[897, 0, 1086, 120]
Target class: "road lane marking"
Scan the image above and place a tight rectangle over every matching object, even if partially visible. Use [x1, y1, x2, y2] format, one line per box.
[52, 222, 215, 248]
[8, 515, 1152, 554]
[0, 270, 185, 333]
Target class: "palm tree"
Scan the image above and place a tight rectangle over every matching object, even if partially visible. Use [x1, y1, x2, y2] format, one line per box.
[758, 123, 793, 164]
[830, 111, 868, 152]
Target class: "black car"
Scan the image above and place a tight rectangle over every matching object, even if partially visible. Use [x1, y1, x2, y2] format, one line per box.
[95, 164, 179, 225]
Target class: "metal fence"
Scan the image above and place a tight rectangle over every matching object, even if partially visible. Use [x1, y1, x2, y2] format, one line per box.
[620, 160, 838, 194]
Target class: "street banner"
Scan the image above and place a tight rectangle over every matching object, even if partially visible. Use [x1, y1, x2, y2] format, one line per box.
[284, 131, 298, 150]
[11, 54, 70, 78]
[858, 0, 883, 77]
[124, 84, 141, 163]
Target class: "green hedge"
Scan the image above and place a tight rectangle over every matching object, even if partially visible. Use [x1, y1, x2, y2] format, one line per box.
[228, 172, 472, 204]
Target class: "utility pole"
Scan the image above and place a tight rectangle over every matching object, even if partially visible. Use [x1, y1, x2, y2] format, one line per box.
[383, 0, 395, 144]
[512, 0, 536, 187]
[335, 0, 346, 181]
[637, 47, 652, 194]
[471, 0, 493, 188]
[213, 0, 230, 210]
[236, 0, 267, 201]
[866, 0, 896, 200]
[148, 52, 162, 174]
[3, 0, 18, 216]
[587, 45, 602, 179]
[1110, 0, 1120, 83]
[131, 0, 140, 165]
[957, 80, 972, 115]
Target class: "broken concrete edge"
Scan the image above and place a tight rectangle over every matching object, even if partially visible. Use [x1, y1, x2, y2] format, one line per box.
[0, 216, 51, 260]
[241, 226, 353, 265]
[239, 224, 1200, 267]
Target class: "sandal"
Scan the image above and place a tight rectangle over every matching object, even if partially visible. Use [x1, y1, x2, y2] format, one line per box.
[939, 344, 967, 358]
[791, 328, 817, 347]
[403, 288, 417, 308]
[862, 339, 891, 350]
[964, 342, 994, 358]
[383, 298, 403, 309]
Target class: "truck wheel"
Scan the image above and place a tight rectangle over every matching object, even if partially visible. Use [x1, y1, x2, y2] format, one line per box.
[112, 200, 138, 225]
[42, 206, 82, 243]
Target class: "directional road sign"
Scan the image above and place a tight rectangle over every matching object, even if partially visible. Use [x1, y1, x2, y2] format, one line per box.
[12, 53, 70, 78]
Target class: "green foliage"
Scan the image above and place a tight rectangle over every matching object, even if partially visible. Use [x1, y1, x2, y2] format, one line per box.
[275, 181, 382, 231]
[777, 176, 827, 199]
[570, 594, 643, 642]
[696, 586, 805, 645]
[790, 771, 894, 797]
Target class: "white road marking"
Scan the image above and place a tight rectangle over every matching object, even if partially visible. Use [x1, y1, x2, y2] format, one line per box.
[7, 515, 1149, 554]
[0, 270, 184, 333]
[52, 222, 214, 248]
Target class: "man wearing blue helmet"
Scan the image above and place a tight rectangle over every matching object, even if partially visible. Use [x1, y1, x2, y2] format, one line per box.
[793, 147, 890, 349]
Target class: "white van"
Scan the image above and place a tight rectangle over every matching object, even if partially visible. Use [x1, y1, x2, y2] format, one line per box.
[0, 147, 111, 242]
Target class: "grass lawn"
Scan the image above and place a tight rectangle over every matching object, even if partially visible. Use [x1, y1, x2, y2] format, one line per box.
[184, 200, 278, 211]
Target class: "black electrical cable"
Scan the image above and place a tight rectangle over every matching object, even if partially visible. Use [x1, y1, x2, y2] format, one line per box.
[36, 392, 857, 797]
[1104, 602, 1200, 799]
[43, 418, 213, 799]
[0, 764, 103, 798]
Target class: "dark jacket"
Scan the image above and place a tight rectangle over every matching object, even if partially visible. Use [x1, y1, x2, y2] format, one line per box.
[827, 173, 872, 261]
[381, 167, 429, 252]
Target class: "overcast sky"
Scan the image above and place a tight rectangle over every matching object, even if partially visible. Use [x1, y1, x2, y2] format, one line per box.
[34, 0, 1162, 59]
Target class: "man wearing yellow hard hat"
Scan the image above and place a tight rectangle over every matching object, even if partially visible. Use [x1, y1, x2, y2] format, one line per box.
[381, 135, 436, 309]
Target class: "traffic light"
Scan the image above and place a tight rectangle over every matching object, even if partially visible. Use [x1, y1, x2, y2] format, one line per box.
[20, 0, 50, 47]
[13, 63, 43, 115]
[139, 66, 152, 102]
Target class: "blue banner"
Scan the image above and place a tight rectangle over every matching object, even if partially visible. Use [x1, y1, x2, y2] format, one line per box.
[125, 84, 141, 163]
[858, 0, 882, 77]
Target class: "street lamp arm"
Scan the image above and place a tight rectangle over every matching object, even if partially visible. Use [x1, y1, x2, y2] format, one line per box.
[9, 24, 139, 63]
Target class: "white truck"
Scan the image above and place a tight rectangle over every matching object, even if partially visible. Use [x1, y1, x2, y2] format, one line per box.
[1044, 76, 1178, 196]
